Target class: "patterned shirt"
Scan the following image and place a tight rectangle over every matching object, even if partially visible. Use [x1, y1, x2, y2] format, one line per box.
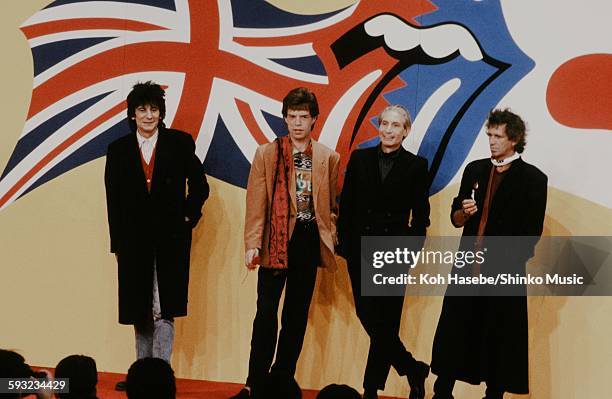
[293, 149, 315, 222]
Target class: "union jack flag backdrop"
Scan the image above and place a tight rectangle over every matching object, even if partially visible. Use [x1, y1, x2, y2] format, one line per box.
[0, 0, 536, 210]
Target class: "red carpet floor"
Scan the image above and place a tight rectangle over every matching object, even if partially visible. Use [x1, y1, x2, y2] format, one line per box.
[37, 369, 401, 399]
[102, 371, 405, 399]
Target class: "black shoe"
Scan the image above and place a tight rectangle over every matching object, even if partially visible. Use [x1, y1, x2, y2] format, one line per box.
[483, 388, 504, 399]
[362, 388, 378, 399]
[229, 388, 251, 399]
[115, 380, 126, 391]
[407, 361, 430, 399]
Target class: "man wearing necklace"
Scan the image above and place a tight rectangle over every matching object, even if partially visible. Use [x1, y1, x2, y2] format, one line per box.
[231, 87, 340, 399]
[337, 104, 431, 399]
[105, 82, 209, 390]
[430, 109, 548, 399]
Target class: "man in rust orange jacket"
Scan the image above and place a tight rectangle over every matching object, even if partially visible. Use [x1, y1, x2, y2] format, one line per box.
[231, 87, 339, 399]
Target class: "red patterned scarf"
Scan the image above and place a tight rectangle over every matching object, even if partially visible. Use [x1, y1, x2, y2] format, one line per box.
[267, 136, 294, 269]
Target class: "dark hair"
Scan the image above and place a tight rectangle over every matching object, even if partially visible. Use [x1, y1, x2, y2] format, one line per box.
[486, 108, 527, 153]
[126, 81, 166, 132]
[0, 350, 29, 378]
[0, 349, 39, 399]
[54, 355, 97, 399]
[316, 384, 361, 399]
[282, 87, 319, 119]
[126, 358, 176, 399]
[252, 371, 301, 399]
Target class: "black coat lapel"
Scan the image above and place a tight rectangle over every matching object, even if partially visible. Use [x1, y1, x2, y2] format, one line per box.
[128, 133, 149, 195]
[367, 146, 383, 188]
[474, 161, 492, 209]
[150, 128, 166, 195]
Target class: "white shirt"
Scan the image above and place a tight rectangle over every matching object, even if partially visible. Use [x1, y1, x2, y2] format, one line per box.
[136, 129, 158, 164]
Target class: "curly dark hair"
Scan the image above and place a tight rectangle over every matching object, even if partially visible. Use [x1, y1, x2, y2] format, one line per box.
[281, 87, 319, 119]
[486, 108, 527, 153]
[126, 81, 166, 132]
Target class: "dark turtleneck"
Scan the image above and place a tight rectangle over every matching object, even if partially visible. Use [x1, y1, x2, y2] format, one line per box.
[378, 144, 401, 181]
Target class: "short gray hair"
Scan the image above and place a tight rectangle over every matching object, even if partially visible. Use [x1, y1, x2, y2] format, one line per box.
[377, 104, 412, 129]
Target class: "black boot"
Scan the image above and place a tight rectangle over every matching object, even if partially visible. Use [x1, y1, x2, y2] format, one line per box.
[407, 361, 429, 399]
[362, 388, 379, 399]
[229, 387, 251, 399]
[483, 385, 504, 399]
[431, 375, 455, 399]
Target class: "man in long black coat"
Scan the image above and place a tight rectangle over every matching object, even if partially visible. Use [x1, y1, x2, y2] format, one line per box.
[431, 109, 547, 399]
[338, 104, 431, 399]
[105, 82, 209, 376]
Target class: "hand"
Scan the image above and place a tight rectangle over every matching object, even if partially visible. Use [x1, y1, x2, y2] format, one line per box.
[245, 248, 260, 270]
[461, 199, 478, 218]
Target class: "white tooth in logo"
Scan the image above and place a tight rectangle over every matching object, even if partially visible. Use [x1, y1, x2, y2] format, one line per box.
[364, 14, 483, 62]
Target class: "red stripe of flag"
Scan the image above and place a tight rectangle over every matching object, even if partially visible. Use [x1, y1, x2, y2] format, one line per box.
[236, 99, 272, 146]
[21, 18, 167, 39]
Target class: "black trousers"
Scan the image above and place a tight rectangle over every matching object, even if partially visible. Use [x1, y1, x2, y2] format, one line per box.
[347, 257, 416, 391]
[246, 221, 320, 387]
[432, 376, 504, 399]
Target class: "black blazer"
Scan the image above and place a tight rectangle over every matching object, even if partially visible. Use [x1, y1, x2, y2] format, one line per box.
[337, 145, 430, 260]
[105, 127, 209, 324]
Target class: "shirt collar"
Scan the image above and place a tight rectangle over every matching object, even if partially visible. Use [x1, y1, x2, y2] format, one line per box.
[490, 151, 519, 167]
[136, 129, 158, 147]
[377, 143, 402, 159]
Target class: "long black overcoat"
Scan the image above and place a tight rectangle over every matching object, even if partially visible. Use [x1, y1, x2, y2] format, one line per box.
[105, 127, 209, 325]
[431, 157, 547, 394]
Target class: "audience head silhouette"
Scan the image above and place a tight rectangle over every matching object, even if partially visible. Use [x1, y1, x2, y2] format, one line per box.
[126, 358, 176, 399]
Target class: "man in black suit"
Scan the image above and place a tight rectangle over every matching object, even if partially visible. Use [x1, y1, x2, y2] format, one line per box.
[105, 82, 209, 389]
[338, 104, 431, 399]
[430, 109, 547, 399]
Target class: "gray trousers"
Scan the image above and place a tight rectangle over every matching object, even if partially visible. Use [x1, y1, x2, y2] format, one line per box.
[135, 262, 174, 362]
